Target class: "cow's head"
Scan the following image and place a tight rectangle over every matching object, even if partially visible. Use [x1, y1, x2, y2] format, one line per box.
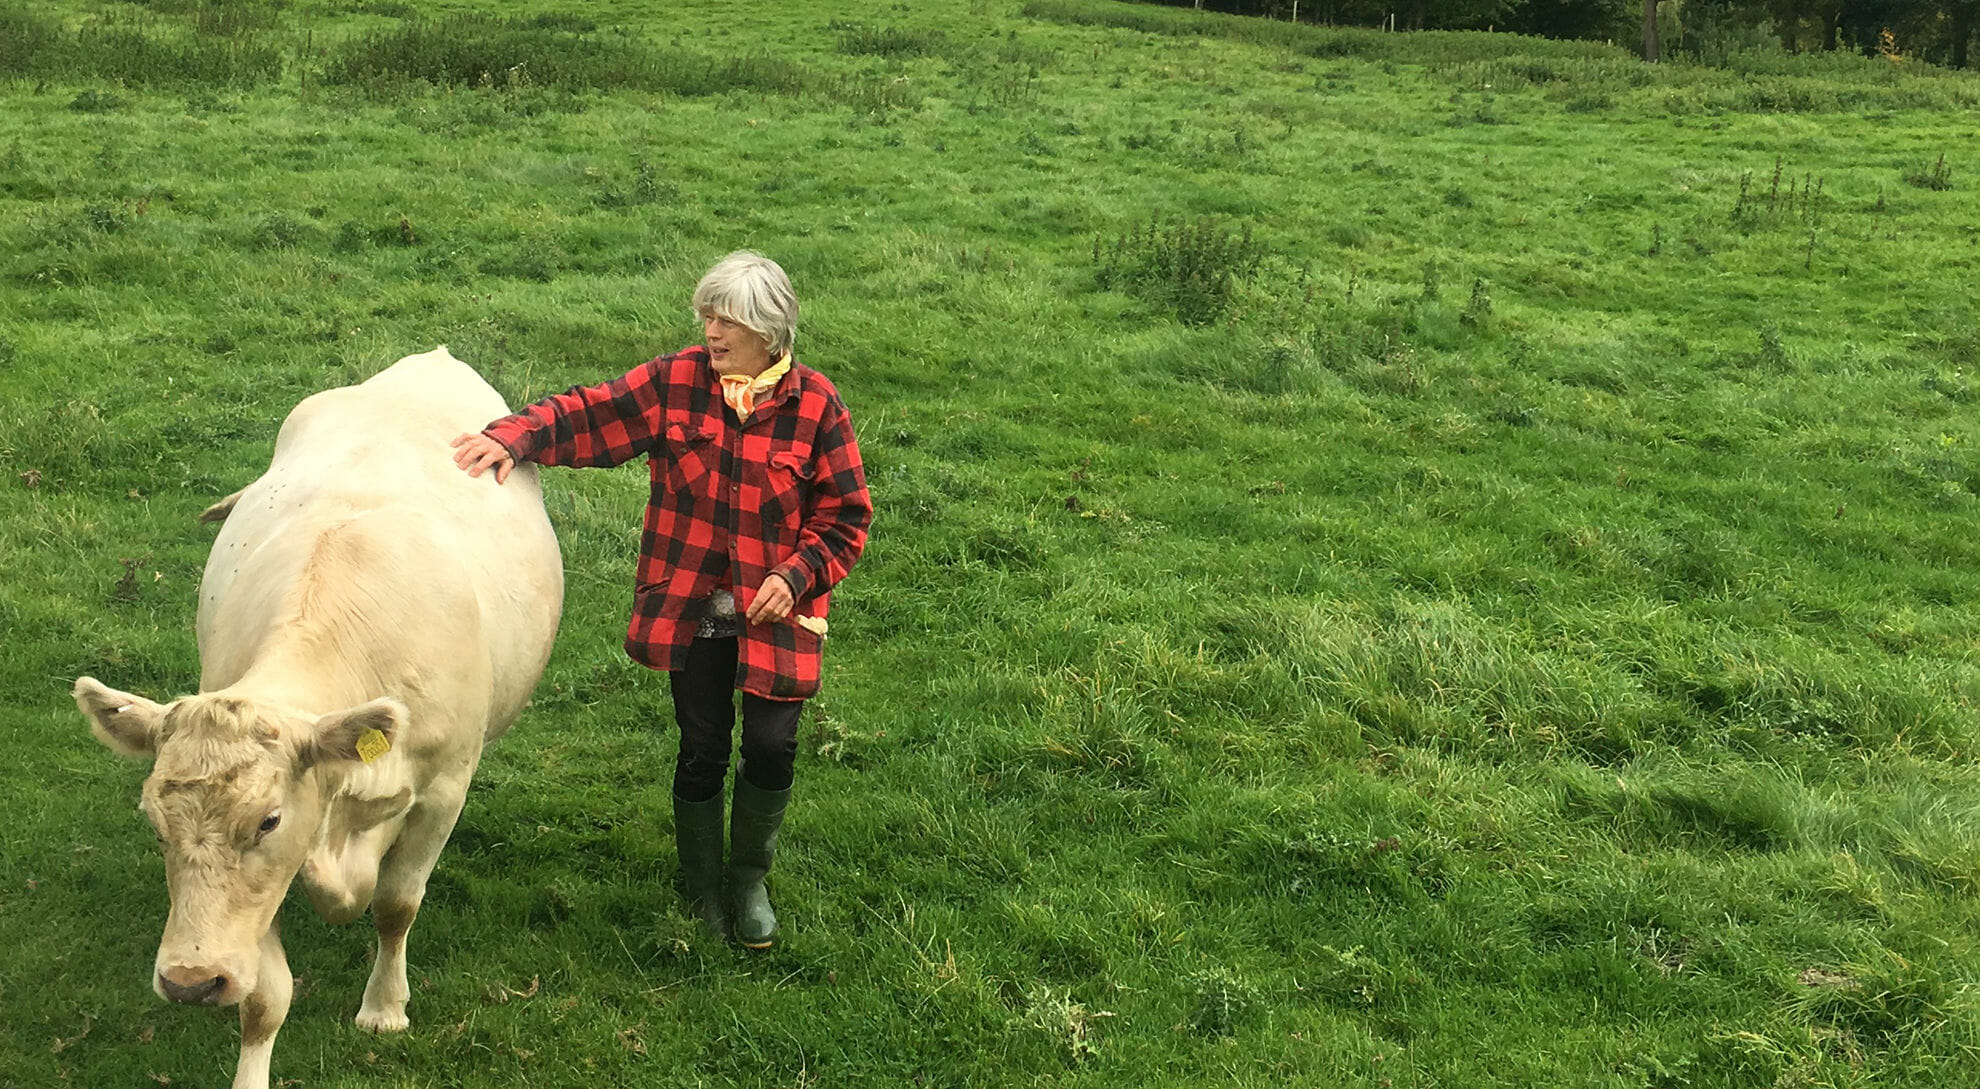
[73, 677, 405, 1007]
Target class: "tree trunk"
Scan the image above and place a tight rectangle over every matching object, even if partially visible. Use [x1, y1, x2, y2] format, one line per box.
[1642, 0, 1659, 63]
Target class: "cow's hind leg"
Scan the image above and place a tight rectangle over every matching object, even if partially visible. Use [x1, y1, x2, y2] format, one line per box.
[356, 786, 468, 1033]
[233, 920, 292, 1089]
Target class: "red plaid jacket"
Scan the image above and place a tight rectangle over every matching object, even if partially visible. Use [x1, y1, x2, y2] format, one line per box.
[482, 347, 871, 700]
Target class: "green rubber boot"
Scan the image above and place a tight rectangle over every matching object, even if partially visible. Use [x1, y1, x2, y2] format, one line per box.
[729, 776, 790, 950]
[673, 791, 729, 940]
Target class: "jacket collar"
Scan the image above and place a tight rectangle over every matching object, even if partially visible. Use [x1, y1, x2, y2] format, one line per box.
[690, 346, 802, 414]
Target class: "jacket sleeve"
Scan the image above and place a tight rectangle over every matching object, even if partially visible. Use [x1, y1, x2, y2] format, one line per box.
[481, 356, 671, 469]
[772, 392, 872, 602]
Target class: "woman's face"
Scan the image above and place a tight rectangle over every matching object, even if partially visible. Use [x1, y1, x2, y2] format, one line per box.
[703, 313, 773, 377]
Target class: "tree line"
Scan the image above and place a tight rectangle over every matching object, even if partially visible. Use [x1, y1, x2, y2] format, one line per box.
[1155, 0, 1980, 67]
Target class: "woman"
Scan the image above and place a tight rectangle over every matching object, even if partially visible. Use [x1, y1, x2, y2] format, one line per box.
[451, 251, 871, 949]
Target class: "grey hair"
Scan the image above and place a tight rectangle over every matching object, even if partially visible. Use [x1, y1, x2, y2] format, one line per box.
[691, 250, 798, 356]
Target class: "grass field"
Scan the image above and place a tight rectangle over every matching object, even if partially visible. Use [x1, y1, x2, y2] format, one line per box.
[5, 0, 1980, 1085]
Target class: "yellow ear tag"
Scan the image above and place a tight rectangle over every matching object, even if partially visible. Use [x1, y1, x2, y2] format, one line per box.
[355, 728, 390, 764]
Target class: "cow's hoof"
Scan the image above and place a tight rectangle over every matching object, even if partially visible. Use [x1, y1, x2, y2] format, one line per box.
[355, 1008, 410, 1034]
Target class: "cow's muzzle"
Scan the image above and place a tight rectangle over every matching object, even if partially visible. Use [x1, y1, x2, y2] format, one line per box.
[158, 969, 230, 1005]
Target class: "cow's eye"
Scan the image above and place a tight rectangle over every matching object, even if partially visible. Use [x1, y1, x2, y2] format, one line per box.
[256, 812, 282, 839]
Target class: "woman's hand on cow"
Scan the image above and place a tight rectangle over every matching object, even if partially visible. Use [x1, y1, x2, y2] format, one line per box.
[450, 433, 515, 485]
[746, 573, 796, 625]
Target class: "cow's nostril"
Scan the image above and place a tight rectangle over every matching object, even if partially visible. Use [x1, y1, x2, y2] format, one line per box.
[159, 972, 228, 1005]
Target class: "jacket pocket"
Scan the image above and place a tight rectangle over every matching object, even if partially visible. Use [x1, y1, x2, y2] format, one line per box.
[763, 449, 813, 526]
[662, 421, 716, 492]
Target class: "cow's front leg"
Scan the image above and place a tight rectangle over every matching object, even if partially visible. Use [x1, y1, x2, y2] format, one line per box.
[356, 787, 468, 1033]
[233, 920, 292, 1089]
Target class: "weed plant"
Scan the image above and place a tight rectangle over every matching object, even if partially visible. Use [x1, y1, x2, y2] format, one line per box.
[1905, 152, 1954, 190]
[5, 1, 1980, 1087]
[1093, 214, 1262, 326]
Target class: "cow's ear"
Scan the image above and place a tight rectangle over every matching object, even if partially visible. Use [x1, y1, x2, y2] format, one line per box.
[305, 699, 408, 769]
[74, 677, 166, 758]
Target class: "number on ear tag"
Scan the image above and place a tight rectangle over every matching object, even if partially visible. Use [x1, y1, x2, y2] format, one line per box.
[356, 728, 390, 764]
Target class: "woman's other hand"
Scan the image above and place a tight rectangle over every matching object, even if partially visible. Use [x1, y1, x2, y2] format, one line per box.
[451, 432, 515, 484]
[746, 573, 795, 625]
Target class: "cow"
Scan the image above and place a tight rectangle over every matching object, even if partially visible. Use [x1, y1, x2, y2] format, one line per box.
[73, 347, 563, 1089]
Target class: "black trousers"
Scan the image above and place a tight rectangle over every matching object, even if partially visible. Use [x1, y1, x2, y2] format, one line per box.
[669, 636, 803, 802]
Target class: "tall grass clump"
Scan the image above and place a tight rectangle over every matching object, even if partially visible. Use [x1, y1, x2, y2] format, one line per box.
[0, 4, 61, 77]
[834, 23, 948, 58]
[1788, 947, 1975, 1042]
[0, 4, 285, 88]
[318, 15, 922, 110]
[320, 15, 808, 98]
[178, 0, 283, 37]
[1905, 154, 1954, 191]
[1094, 215, 1262, 326]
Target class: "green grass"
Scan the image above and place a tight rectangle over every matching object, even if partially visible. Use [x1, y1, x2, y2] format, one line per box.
[6, 0, 1980, 1085]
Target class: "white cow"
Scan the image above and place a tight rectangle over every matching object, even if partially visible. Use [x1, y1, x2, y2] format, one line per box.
[73, 347, 563, 1089]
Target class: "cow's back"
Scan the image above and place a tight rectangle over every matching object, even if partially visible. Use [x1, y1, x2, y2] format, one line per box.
[197, 348, 563, 739]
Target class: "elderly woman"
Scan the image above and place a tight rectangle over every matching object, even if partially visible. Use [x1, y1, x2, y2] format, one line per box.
[451, 251, 871, 949]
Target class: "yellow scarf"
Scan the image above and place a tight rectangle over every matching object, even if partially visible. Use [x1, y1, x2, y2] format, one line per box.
[718, 353, 790, 423]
